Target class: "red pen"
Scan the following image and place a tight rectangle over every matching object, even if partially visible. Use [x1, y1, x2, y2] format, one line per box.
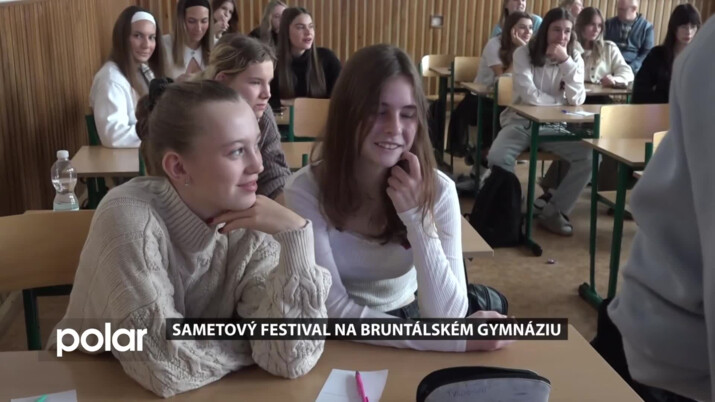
[355, 371, 369, 402]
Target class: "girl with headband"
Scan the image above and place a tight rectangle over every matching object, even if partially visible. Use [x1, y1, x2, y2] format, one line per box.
[50, 79, 331, 397]
[89, 6, 165, 148]
[163, 0, 213, 80]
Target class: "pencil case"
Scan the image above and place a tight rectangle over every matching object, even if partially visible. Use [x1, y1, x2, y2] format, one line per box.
[416, 366, 551, 402]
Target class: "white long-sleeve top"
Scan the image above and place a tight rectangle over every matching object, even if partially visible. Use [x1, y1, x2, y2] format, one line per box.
[47, 177, 332, 398]
[163, 34, 206, 80]
[577, 40, 634, 85]
[89, 62, 143, 148]
[284, 166, 468, 352]
[501, 45, 585, 127]
[608, 17, 715, 402]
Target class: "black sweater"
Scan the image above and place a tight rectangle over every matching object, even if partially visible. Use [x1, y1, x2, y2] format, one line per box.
[632, 46, 671, 104]
[269, 47, 342, 108]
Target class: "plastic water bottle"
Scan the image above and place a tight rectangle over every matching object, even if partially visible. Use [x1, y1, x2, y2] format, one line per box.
[51, 150, 79, 211]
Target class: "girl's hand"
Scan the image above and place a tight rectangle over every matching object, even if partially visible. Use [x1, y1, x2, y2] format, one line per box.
[386, 152, 422, 213]
[465, 310, 516, 351]
[210, 195, 307, 235]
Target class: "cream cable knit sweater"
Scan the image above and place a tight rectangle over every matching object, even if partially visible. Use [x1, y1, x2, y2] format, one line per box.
[48, 176, 332, 397]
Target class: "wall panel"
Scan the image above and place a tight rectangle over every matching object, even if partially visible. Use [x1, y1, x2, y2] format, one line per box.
[0, 0, 133, 216]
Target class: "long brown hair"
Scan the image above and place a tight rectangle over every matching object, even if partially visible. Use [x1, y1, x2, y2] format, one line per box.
[211, 0, 239, 34]
[203, 34, 276, 80]
[109, 6, 166, 95]
[314, 44, 437, 244]
[528, 7, 576, 67]
[136, 79, 240, 176]
[575, 7, 605, 65]
[499, 11, 532, 70]
[260, 0, 287, 48]
[172, 0, 213, 69]
[276, 7, 327, 99]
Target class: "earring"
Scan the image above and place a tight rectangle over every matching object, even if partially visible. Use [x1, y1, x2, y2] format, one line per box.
[184, 177, 191, 187]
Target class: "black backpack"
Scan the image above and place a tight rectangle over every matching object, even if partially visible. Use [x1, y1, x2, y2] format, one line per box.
[468, 166, 522, 248]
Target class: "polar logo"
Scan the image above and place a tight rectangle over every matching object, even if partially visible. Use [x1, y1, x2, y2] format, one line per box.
[56, 323, 147, 357]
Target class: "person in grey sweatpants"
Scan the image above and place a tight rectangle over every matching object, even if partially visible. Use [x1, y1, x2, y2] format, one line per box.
[487, 7, 591, 236]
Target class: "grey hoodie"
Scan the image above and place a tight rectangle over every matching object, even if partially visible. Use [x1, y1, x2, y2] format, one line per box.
[608, 17, 715, 402]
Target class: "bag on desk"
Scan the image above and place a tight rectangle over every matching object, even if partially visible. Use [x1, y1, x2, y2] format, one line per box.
[416, 366, 551, 402]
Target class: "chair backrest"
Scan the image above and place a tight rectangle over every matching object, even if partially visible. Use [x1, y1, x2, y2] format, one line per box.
[599, 104, 670, 139]
[453, 56, 480, 83]
[496, 76, 513, 106]
[419, 54, 453, 78]
[293, 98, 331, 138]
[652, 130, 667, 152]
[85, 114, 100, 146]
[0, 210, 94, 293]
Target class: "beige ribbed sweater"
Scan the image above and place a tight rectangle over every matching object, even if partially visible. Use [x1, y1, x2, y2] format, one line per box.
[48, 177, 332, 397]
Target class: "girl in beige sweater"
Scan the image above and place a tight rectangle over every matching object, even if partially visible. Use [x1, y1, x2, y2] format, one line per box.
[49, 80, 331, 397]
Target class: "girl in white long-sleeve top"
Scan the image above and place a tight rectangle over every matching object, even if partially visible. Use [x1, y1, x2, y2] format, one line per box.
[163, 0, 212, 80]
[50, 80, 331, 397]
[90, 6, 165, 148]
[487, 7, 590, 236]
[284, 44, 511, 353]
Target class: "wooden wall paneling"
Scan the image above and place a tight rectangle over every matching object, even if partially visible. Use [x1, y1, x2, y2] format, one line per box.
[0, 0, 134, 216]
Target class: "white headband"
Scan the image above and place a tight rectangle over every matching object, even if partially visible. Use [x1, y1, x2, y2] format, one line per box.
[131, 11, 156, 25]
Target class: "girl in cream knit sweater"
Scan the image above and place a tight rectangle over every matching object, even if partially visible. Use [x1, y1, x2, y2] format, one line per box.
[49, 80, 331, 397]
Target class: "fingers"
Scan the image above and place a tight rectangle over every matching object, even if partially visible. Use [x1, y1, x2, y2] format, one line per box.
[390, 166, 411, 183]
[401, 152, 422, 180]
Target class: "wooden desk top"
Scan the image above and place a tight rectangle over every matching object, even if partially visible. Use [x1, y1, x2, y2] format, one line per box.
[71, 146, 139, 178]
[280, 99, 294, 107]
[429, 66, 451, 77]
[585, 83, 632, 96]
[461, 216, 493, 258]
[281, 141, 316, 170]
[460, 81, 492, 95]
[510, 104, 602, 124]
[581, 138, 649, 168]
[0, 326, 640, 401]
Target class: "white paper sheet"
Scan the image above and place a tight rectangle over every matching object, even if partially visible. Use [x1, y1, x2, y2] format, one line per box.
[316, 369, 388, 402]
[11, 390, 78, 402]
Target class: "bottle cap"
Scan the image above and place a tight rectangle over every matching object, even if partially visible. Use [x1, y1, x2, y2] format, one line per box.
[57, 150, 69, 159]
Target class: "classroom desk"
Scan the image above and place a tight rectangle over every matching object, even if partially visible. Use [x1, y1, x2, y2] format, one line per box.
[0, 325, 640, 401]
[71, 146, 139, 178]
[461, 215, 493, 258]
[282, 141, 316, 170]
[510, 104, 602, 256]
[579, 138, 648, 308]
[584, 83, 632, 97]
[429, 66, 452, 169]
[633, 170, 643, 179]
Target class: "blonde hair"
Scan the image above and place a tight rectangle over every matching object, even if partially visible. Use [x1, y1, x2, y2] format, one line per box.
[259, 0, 287, 48]
[203, 34, 276, 80]
[136, 80, 241, 176]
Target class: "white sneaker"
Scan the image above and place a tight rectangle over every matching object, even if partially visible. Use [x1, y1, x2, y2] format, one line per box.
[536, 204, 573, 236]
